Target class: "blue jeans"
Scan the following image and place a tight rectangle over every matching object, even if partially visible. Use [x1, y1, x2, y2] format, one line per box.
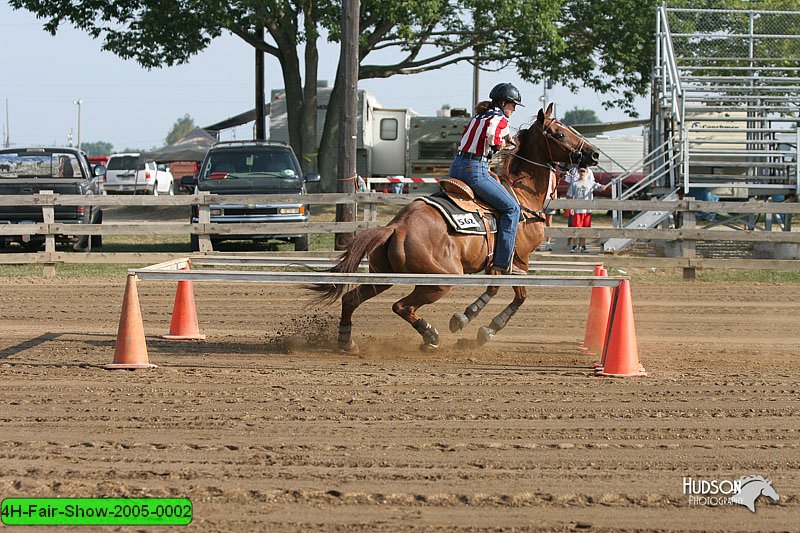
[449, 154, 520, 268]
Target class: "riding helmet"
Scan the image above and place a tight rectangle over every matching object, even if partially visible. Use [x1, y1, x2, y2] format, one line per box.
[489, 83, 524, 106]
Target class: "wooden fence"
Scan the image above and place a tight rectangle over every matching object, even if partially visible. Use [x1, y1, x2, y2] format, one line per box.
[0, 192, 798, 276]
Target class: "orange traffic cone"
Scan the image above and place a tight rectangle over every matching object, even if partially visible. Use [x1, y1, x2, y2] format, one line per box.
[105, 274, 156, 369]
[596, 279, 646, 377]
[161, 263, 205, 341]
[580, 265, 612, 355]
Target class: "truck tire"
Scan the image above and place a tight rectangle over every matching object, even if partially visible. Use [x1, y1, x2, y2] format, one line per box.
[73, 235, 91, 252]
[294, 234, 310, 251]
[91, 210, 103, 248]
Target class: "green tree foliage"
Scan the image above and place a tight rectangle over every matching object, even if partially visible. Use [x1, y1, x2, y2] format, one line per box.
[562, 107, 599, 126]
[80, 141, 113, 156]
[165, 114, 196, 145]
[10, 0, 659, 189]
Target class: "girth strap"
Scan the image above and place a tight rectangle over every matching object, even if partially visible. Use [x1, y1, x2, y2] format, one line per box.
[520, 205, 546, 223]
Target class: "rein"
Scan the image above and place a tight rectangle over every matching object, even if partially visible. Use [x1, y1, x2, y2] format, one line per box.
[502, 117, 577, 222]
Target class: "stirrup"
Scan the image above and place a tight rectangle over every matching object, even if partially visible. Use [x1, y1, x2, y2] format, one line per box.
[488, 264, 527, 276]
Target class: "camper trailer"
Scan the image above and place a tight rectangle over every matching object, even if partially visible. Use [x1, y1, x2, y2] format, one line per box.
[269, 85, 411, 183]
[269, 87, 648, 194]
[269, 85, 474, 190]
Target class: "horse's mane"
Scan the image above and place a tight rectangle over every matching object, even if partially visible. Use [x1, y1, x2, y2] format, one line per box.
[503, 123, 533, 177]
[739, 475, 768, 486]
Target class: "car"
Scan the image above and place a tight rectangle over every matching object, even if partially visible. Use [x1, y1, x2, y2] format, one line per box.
[182, 140, 320, 251]
[0, 147, 103, 251]
[104, 153, 175, 195]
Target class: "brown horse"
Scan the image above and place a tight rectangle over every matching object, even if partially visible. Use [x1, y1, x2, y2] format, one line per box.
[312, 103, 599, 351]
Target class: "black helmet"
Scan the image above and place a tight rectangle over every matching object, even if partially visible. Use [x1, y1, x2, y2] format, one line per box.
[489, 83, 524, 106]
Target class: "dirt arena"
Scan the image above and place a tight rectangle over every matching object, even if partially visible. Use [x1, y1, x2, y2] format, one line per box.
[0, 273, 797, 531]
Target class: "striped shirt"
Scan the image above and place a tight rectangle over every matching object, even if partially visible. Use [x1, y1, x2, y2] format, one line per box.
[457, 107, 510, 157]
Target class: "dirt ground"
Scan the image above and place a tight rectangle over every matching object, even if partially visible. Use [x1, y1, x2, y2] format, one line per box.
[0, 275, 797, 531]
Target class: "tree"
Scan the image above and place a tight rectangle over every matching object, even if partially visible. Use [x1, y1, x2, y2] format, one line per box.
[11, 0, 657, 190]
[80, 141, 113, 156]
[562, 108, 599, 126]
[165, 114, 196, 145]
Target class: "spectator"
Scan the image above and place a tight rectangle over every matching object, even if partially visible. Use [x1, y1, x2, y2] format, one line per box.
[356, 174, 367, 193]
[566, 167, 608, 253]
[564, 164, 595, 249]
[391, 177, 404, 194]
[58, 155, 74, 177]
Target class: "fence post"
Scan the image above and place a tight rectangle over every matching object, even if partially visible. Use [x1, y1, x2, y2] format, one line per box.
[197, 192, 213, 253]
[682, 203, 696, 281]
[362, 195, 377, 223]
[40, 190, 56, 278]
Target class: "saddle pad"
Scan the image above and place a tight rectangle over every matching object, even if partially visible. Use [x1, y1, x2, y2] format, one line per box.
[416, 194, 497, 235]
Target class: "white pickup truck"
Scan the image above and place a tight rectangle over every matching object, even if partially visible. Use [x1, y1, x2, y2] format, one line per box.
[103, 153, 175, 195]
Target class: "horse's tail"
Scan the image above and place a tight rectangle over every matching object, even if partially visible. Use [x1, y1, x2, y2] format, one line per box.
[309, 225, 396, 304]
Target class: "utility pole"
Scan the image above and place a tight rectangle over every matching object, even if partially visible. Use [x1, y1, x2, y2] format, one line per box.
[73, 99, 82, 150]
[4, 99, 9, 148]
[540, 77, 554, 115]
[472, 60, 480, 112]
[254, 26, 266, 141]
[335, 0, 359, 250]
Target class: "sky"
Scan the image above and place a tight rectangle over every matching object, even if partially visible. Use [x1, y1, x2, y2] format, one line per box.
[1, 3, 649, 151]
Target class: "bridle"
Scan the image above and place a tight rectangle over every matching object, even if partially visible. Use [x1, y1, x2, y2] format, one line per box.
[502, 115, 587, 221]
[507, 116, 586, 173]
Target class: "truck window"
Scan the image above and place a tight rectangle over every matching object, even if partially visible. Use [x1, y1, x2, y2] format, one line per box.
[107, 156, 140, 171]
[380, 118, 398, 141]
[419, 141, 457, 160]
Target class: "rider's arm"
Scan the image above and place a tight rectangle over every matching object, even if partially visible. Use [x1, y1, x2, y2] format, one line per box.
[486, 113, 510, 152]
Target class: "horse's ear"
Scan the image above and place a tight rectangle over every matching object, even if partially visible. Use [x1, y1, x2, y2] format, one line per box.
[537, 108, 545, 123]
[545, 102, 554, 118]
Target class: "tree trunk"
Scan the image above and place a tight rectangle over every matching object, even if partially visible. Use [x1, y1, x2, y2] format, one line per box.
[318, 76, 342, 193]
[300, 15, 320, 186]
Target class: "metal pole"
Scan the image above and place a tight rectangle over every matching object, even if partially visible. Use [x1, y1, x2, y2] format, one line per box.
[472, 60, 480, 112]
[73, 99, 82, 149]
[335, 0, 359, 250]
[4, 98, 9, 148]
[255, 26, 266, 141]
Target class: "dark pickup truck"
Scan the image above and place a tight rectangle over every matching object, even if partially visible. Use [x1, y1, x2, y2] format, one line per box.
[182, 140, 320, 251]
[0, 147, 104, 251]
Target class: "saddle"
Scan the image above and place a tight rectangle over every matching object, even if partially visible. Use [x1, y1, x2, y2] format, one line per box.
[416, 177, 546, 269]
[415, 179, 499, 236]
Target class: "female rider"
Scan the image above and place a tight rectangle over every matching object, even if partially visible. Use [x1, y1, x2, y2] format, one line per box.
[449, 82, 524, 275]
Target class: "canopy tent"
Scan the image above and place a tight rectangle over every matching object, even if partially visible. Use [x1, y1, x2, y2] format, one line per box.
[146, 128, 218, 162]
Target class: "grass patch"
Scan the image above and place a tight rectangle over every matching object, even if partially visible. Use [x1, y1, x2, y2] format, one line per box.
[607, 267, 800, 284]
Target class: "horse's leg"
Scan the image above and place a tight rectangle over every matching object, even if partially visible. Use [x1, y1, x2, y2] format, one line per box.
[338, 284, 391, 352]
[392, 285, 453, 350]
[477, 286, 527, 345]
[449, 286, 500, 333]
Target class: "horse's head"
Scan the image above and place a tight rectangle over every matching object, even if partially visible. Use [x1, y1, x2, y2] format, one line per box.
[531, 103, 600, 168]
[760, 480, 780, 502]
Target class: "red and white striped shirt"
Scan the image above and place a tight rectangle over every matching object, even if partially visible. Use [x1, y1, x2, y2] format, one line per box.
[457, 107, 510, 157]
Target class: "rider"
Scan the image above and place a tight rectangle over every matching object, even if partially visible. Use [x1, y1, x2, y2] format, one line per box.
[449, 82, 524, 275]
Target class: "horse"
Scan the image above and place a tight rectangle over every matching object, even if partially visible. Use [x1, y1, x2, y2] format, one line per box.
[732, 476, 780, 512]
[311, 103, 600, 352]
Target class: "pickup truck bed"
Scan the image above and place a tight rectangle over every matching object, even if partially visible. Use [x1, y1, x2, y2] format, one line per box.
[0, 147, 103, 251]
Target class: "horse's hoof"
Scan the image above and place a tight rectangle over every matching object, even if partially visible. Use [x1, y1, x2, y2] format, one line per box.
[338, 339, 359, 353]
[449, 313, 469, 333]
[420, 342, 439, 352]
[477, 326, 495, 345]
